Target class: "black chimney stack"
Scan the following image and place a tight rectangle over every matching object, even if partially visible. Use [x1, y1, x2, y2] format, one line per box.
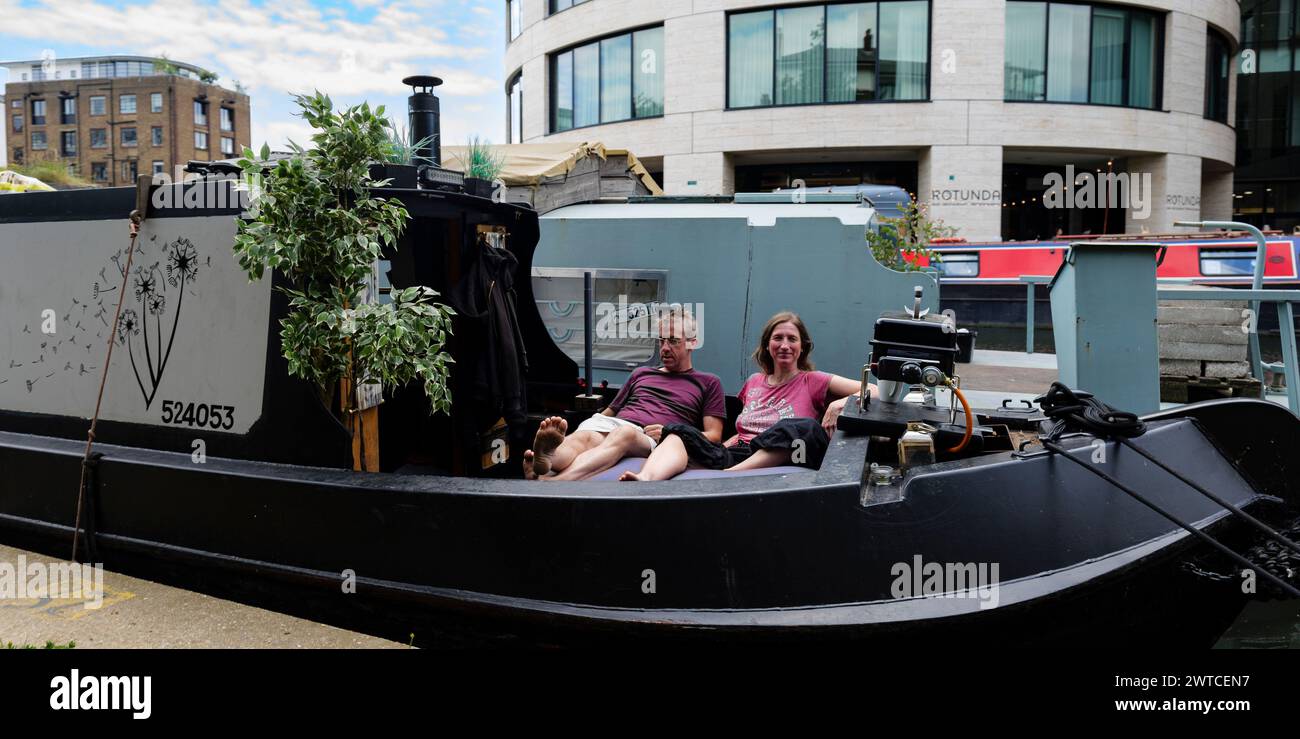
[403, 75, 442, 168]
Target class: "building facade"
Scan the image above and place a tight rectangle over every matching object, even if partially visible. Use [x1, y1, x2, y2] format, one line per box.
[2, 55, 251, 187]
[1233, 0, 1300, 233]
[504, 0, 1238, 241]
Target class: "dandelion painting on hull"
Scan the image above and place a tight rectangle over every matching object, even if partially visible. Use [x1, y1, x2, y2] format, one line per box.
[106, 237, 201, 409]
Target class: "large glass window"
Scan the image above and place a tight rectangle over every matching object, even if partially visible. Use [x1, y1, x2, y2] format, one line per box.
[551, 26, 664, 132]
[550, 0, 590, 13]
[1006, 2, 1047, 100]
[729, 11, 775, 108]
[728, 1, 929, 109]
[633, 27, 664, 117]
[1004, 1, 1163, 109]
[827, 3, 876, 102]
[509, 0, 522, 40]
[1205, 27, 1231, 122]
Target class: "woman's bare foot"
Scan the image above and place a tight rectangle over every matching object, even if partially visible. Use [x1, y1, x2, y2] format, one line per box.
[618, 470, 645, 481]
[530, 416, 568, 478]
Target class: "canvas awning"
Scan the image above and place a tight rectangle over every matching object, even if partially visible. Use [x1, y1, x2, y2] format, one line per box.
[441, 142, 662, 195]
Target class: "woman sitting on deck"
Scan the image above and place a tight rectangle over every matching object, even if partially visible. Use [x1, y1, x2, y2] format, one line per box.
[620, 311, 872, 481]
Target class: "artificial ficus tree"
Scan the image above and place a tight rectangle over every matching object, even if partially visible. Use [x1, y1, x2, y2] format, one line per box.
[232, 91, 455, 423]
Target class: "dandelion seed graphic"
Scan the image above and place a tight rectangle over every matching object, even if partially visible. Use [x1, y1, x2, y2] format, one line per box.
[133, 268, 157, 301]
[116, 309, 140, 346]
[147, 293, 166, 315]
[166, 239, 199, 287]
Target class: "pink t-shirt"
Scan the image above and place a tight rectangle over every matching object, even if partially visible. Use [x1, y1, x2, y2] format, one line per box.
[732, 371, 832, 445]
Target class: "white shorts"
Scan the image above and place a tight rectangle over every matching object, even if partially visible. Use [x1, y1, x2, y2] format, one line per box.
[575, 413, 657, 450]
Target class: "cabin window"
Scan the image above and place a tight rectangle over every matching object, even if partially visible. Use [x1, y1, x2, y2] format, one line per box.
[1004, 1, 1162, 110]
[531, 268, 670, 370]
[1199, 248, 1259, 277]
[727, 1, 930, 109]
[550, 25, 664, 132]
[936, 252, 979, 278]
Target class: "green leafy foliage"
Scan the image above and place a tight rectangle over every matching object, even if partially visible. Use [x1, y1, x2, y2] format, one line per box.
[232, 91, 455, 418]
[462, 136, 505, 181]
[865, 199, 956, 272]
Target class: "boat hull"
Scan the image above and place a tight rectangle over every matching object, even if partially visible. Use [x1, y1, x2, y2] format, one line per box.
[2, 399, 1292, 647]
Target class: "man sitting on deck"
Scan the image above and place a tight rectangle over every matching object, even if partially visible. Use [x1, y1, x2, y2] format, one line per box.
[524, 311, 725, 481]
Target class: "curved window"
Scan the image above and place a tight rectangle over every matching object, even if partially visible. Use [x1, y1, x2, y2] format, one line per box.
[507, 72, 524, 143]
[727, 1, 929, 109]
[550, 26, 664, 132]
[1004, 1, 1163, 110]
[1205, 27, 1231, 123]
[508, 0, 521, 40]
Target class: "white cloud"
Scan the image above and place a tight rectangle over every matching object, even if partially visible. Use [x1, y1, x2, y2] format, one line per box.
[0, 0, 491, 97]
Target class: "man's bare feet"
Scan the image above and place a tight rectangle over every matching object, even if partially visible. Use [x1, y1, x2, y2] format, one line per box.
[522, 450, 538, 480]
[530, 416, 568, 478]
[618, 470, 645, 481]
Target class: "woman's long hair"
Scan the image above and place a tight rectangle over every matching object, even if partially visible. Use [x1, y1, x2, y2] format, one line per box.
[752, 311, 815, 375]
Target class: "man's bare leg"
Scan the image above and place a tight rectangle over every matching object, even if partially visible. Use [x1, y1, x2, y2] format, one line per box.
[725, 448, 791, 471]
[548, 425, 654, 481]
[618, 433, 691, 481]
[524, 417, 602, 479]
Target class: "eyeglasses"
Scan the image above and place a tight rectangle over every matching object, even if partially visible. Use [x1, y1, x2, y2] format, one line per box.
[659, 337, 685, 346]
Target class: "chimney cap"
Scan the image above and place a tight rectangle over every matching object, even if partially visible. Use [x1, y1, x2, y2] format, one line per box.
[402, 75, 443, 92]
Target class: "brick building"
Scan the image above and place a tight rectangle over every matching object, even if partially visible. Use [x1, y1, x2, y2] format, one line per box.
[2, 55, 250, 187]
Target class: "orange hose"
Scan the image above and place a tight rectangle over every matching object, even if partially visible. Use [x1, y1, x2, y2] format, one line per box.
[946, 385, 974, 453]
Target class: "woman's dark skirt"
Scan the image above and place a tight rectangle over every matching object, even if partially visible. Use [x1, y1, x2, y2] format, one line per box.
[662, 418, 829, 470]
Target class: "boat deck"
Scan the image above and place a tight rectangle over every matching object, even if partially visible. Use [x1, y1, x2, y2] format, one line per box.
[945, 349, 1292, 411]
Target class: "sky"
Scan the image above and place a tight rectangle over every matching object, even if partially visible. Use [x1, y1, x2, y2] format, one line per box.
[0, 0, 507, 151]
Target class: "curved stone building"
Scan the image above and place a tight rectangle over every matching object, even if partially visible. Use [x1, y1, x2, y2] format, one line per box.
[504, 0, 1238, 241]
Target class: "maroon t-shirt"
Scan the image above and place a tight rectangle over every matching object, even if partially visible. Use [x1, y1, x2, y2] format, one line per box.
[608, 367, 726, 428]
